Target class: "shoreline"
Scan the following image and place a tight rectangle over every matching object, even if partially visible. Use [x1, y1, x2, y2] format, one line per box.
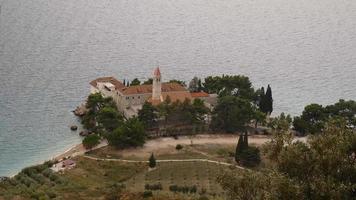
[7, 142, 83, 178]
[6, 134, 306, 178]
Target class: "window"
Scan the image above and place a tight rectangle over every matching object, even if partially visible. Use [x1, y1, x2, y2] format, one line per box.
[126, 97, 129, 100]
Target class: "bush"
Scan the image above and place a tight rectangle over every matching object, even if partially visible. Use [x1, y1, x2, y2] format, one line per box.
[82, 134, 101, 149]
[169, 185, 197, 194]
[143, 191, 153, 198]
[145, 183, 162, 190]
[239, 146, 261, 167]
[149, 153, 156, 168]
[175, 144, 183, 150]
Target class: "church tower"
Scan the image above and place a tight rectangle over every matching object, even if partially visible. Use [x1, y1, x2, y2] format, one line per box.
[152, 67, 162, 101]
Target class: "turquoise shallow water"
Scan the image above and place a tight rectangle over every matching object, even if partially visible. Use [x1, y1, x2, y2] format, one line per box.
[0, 0, 355, 176]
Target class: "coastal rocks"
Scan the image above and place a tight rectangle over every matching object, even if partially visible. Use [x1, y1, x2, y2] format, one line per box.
[79, 130, 90, 136]
[70, 125, 78, 131]
[73, 104, 87, 117]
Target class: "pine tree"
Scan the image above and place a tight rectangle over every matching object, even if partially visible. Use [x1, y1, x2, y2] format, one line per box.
[149, 153, 156, 168]
[266, 85, 273, 115]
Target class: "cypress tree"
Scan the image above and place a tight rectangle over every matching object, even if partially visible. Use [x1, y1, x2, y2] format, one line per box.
[198, 78, 203, 91]
[243, 131, 248, 149]
[266, 85, 273, 114]
[259, 87, 267, 114]
[149, 153, 156, 168]
[123, 79, 126, 86]
[235, 134, 244, 162]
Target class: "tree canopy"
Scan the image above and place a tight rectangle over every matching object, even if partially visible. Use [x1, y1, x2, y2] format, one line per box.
[211, 96, 255, 133]
[188, 76, 203, 92]
[202, 75, 255, 101]
[130, 78, 141, 86]
[82, 134, 101, 149]
[221, 119, 356, 200]
[107, 117, 146, 149]
[138, 102, 158, 129]
[293, 99, 356, 135]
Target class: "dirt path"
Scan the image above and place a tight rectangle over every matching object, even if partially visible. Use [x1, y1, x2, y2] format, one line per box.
[83, 155, 244, 169]
[118, 134, 271, 158]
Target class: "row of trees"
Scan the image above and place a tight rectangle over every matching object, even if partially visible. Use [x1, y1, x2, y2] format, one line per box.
[207, 75, 273, 133]
[138, 97, 209, 130]
[220, 118, 356, 200]
[122, 78, 187, 87]
[235, 132, 261, 167]
[293, 99, 356, 135]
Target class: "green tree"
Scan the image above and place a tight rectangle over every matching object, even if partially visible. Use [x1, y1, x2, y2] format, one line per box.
[130, 78, 141, 86]
[218, 170, 303, 200]
[107, 117, 146, 149]
[211, 96, 255, 133]
[142, 78, 153, 85]
[203, 75, 255, 101]
[239, 146, 261, 167]
[325, 99, 356, 127]
[265, 85, 273, 114]
[188, 76, 200, 92]
[82, 134, 101, 149]
[266, 119, 356, 199]
[235, 134, 244, 162]
[138, 102, 158, 129]
[263, 114, 293, 162]
[97, 107, 123, 132]
[191, 98, 209, 124]
[293, 103, 326, 134]
[258, 86, 268, 114]
[82, 93, 117, 130]
[149, 153, 156, 168]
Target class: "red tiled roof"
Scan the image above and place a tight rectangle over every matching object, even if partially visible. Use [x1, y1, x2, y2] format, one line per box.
[90, 77, 125, 90]
[120, 82, 187, 95]
[190, 91, 210, 98]
[147, 92, 192, 105]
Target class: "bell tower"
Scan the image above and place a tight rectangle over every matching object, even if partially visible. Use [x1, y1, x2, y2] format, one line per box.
[152, 67, 162, 101]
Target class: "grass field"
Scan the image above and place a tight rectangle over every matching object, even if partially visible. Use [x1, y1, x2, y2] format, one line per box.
[125, 161, 228, 197]
[1, 143, 242, 200]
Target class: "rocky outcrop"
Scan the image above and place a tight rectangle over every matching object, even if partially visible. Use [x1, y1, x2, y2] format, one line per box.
[70, 125, 78, 131]
[73, 104, 87, 117]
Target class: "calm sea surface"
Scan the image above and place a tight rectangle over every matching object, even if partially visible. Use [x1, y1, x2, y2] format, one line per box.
[0, 0, 355, 176]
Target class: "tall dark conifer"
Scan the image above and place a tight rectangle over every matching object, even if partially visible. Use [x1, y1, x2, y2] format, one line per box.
[259, 87, 266, 113]
[235, 134, 244, 162]
[243, 131, 248, 149]
[266, 85, 273, 114]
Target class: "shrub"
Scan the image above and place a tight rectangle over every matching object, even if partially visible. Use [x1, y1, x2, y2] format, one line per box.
[239, 146, 261, 167]
[143, 191, 153, 198]
[169, 185, 197, 194]
[145, 183, 162, 190]
[82, 134, 101, 149]
[175, 144, 183, 150]
[149, 153, 156, 168]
